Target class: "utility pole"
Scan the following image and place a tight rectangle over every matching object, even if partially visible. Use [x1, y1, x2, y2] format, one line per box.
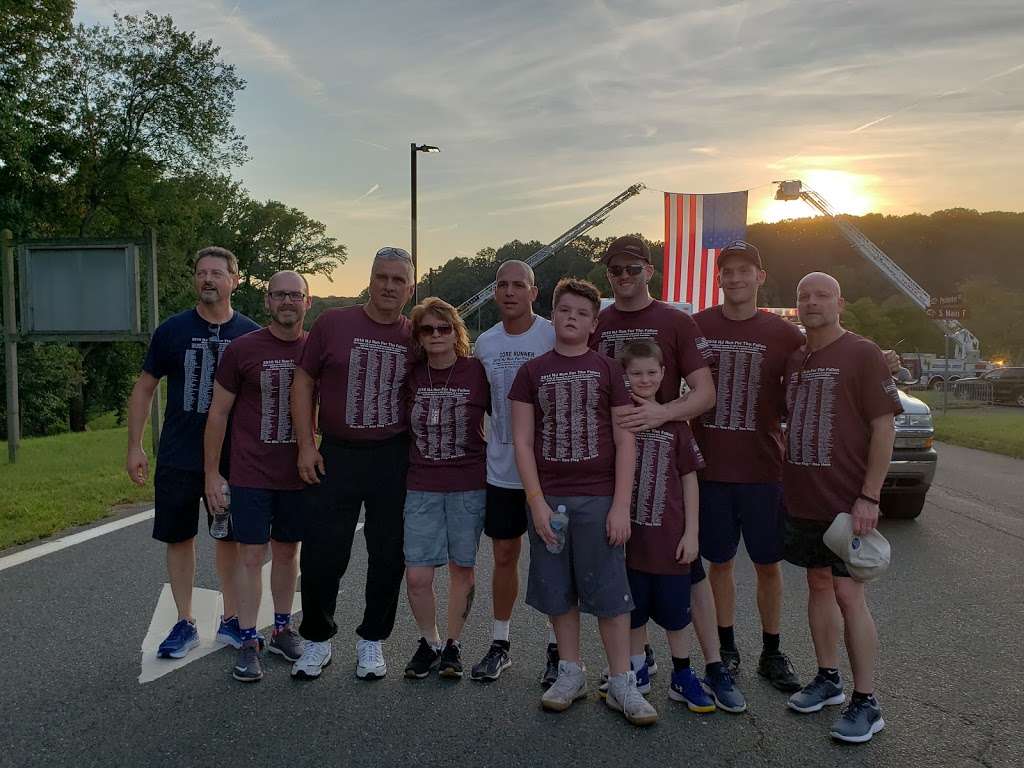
[2, 229, 20, 463]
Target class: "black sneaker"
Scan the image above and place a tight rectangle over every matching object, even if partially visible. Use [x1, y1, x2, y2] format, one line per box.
[644, 643, 658, 676]
[721, 646, 741, 675]
[438, 639, 464, 679]
[540, 643, 559, 688]
[404, 637, 441, 679]
[757, 650, 801, 692]
[471, 641, 512, 681]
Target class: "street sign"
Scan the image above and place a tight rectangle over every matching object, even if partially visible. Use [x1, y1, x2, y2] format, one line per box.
[927, 307, 968, 320]
[929, 293, 964, 307]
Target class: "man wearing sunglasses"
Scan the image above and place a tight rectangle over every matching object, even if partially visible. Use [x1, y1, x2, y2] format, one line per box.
[126, 246, 260, 660]
[203, 271, 312, 682]
[691, 241, 806, 693]
[289, 247, 416, 681]
[592, 235, 747, 714]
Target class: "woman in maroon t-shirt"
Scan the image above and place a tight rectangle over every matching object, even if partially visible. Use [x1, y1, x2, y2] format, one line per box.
[401, 297, 490, 681]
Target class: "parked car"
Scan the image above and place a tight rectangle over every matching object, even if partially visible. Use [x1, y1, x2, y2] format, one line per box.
[952, 366, 1024, 407]
[882, 388, 937, 519]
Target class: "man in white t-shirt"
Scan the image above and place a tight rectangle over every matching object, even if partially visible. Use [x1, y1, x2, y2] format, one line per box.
[470, 260, 556, 683]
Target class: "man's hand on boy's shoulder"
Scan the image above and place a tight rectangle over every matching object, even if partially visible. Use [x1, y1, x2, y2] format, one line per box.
[616, 394, 670, 433]
[676, 531, 698, 565]
[606, 503, 631, 546]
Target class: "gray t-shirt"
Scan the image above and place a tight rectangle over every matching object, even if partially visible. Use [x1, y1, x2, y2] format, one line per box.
[474, 315, 555, 488]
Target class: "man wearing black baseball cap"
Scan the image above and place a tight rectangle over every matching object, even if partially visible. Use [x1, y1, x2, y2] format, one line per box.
[591, 235, 749, 714]
[691, 239, 806, 695]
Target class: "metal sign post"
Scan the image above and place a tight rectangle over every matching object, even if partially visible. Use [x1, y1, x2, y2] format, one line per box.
[148, 228, 161, 456]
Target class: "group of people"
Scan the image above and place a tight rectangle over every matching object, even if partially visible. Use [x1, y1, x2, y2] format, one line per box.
[126, 234, 901, 744]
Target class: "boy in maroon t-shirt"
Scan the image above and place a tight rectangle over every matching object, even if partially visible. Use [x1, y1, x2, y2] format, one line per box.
[204, 271, 312, 683]
[604, 340, 716, 715]
[782, 272, 900, 745]
[509, 278, 655, 726]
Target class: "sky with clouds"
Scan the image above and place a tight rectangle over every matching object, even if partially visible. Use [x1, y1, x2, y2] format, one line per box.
[76, 0, 1024, 296]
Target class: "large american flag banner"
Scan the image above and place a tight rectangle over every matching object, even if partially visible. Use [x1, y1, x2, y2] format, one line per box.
[662, 191, 748, 310]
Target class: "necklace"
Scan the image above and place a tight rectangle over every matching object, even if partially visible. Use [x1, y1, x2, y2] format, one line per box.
[425, 358, 457, 426]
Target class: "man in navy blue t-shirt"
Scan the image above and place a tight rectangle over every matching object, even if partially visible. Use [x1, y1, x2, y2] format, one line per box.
[126, 246, 260, 660]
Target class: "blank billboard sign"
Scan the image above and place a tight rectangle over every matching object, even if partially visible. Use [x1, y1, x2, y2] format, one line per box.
[19, 244, 141, 335]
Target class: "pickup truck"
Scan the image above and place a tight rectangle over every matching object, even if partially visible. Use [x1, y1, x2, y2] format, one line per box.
[882, 388, 937, 519]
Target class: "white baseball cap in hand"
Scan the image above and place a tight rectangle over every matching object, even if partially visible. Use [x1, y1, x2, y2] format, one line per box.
[822, 513, 892, 582]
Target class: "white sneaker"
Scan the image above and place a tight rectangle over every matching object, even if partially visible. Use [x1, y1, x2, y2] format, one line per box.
[356, 638, 387, 679]
[541, 660, 588, 712]
[291, 639, 332, 680]
[606, 671, 659, 726]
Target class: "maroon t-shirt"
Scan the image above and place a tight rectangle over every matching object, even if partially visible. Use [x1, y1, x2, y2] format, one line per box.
[406, 357, 489, 492]
[216, 328, 308, 490]
[783, 332, 903, 522]
[626, 420, 705, 575]
[592, 300, 709, 403]
[508, 349, 631, 497]
[298, 306, 413, 442]
[692, 307, 806, 484]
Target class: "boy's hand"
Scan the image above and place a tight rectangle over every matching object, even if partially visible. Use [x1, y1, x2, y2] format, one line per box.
[531, 501, 559, 548]
[297, 443, 325, 485]
[606, 504, 631, 546]
[205, 472, 228, 513]
[615, 394, 670, 433]
[675, 531, 699, 565]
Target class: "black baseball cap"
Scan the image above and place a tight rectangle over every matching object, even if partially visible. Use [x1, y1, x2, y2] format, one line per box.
[602, 235, 651, 264]
[716, 240, 763, 269]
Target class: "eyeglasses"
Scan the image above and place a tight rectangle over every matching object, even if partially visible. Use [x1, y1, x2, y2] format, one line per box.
[268, 290, 306, 302]
[418, 323, 453, 337]
[376, 246, 413, 262]
[607, 264, 646, 277]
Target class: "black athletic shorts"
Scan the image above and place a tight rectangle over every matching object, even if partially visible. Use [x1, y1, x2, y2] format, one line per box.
[783, 516, 850, 578]
[484, 483, 528, 540]
[153, 464, 232, 544]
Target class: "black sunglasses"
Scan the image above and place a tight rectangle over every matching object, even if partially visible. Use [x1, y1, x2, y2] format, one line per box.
[607, 264, 646, 277]
[418, 323, 453, 337]
[207, 324, 222, 359]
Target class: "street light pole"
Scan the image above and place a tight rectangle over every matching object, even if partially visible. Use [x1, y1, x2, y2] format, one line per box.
[410, 142, 417, 303]
[410, 142, 439, 305]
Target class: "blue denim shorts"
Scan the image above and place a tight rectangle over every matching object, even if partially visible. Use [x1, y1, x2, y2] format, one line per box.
[403, 489, 486, 567]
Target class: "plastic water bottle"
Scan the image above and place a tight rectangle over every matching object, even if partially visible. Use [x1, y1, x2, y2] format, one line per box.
[547, 505, 569, 554]
[210, 483, 232, 540]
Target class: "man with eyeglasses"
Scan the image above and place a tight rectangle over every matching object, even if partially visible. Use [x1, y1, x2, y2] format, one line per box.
[690, 241, 805, 693]
[126, 246, 260, 660]
[592, 235, 747, 714]
[203, 271, 312, 682]
[470, 260, 556, 683]
[289, 246, 416, 681]
[782, 272, 900, 743]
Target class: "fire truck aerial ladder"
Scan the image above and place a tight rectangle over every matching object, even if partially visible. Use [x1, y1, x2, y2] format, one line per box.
[774, 180, 981, 361]
[456, 183, 645, 321]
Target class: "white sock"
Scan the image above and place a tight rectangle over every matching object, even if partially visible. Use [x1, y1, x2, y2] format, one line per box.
[424, 627, 441, 649]
[493, 619, 511, 643]
[630, 653, 646, 672]
[548, 626, 557, 645]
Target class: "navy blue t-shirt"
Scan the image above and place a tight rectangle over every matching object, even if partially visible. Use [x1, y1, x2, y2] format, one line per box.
[142, 308, 260, 472]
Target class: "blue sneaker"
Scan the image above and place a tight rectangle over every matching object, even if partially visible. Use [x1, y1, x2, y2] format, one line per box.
[669, 667, 716, 713]
[157, 619, 199, 659]
[703, 666, 747, 713]
[216, 616, 243, 649]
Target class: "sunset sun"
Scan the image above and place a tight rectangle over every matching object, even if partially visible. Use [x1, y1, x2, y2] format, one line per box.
[756, 169, 880, 223]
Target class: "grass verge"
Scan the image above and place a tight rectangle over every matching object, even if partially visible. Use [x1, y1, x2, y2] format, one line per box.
[0, 425, 154, 551]
[914, 391, 1024, 459]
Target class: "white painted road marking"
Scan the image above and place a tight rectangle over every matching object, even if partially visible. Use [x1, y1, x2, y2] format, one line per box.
[0, 508, 155, 573]
[139, 521, 363, 683]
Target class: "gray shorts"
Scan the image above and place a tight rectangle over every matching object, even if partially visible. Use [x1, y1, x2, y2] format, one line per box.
[525, 495, 634, 619]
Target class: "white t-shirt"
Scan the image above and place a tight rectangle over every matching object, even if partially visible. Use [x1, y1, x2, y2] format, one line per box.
[474, 315, 555, 488]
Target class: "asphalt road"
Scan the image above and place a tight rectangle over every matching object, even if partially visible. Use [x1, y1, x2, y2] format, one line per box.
[2, 441, 1022, 768]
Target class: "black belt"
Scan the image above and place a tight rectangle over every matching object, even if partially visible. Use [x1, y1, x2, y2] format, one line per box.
[320, 431, 408, 450]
